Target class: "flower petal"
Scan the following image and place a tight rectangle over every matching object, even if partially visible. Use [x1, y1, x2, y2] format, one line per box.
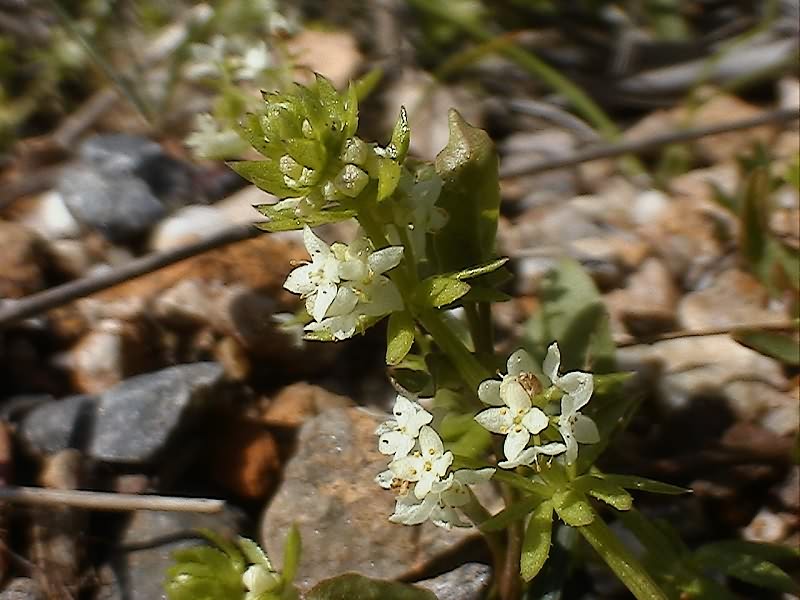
[312, 281, 337, 321]
[418, 425, 444, 457]
[507, 349, 536, 377]
[504, 381, 532, 414]
[504, 428, 530, 461]
[390, 494, 437, 525]
[453, 468, 495, 486]
[302, 226, 330, 260]
[375, 469, 394, 489]
[573, 414, 600, 444]
[542, 342, 561, 384]
[521, 407, 549, 434]
[338, 259, 368, 281]
[389, 455, 423, 481]
[557, 372, 593, 410]
[475, 407, 513, 434]
[478, 379, 503, 405]
[326, 285, 359, 316]
[368, 246, 404, 275]
[537, 442, 567, 456]
[283, 264, 315, 295]
[498, 447, 537, 469]
[378, 431, 414, 459]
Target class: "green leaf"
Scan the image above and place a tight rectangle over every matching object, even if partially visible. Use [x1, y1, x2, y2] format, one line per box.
[524, 257, 616, 374]
[479, 495, 543, 532]
[578, 515, 669, 600]
[238, 536, 273, 571]
[229, 160, 296, 198]
[489, 470, 550, 498]
[253, 206, 356, 232]
[377, 157, 402, 201]
[573, 475, 632, 511]
[164, 543, 245, 600]
[307, 574, 436, 600]
[437, 412, 492, 459]
[734, 329, 800, 365]
[433, 110, 501, 272]
[415, 276, 471, 308]
[694, 542, 800, 593]
[389, 106, 410, 162]
[386, 312, 416, 366]
[453, 257, 509, 280]
[599, 474, 691, 496]
[739, 166, 771, 284]
[521, 500, 554, 582]
[551, 488, 594, 527]
[282, 524, 302, 585]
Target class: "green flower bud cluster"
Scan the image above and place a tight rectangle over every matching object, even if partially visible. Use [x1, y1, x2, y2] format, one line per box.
[230, 75, 408, 232]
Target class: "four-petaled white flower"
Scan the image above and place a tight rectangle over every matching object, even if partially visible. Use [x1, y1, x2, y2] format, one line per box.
[389, 468, 495, 529]
[375, 396, 433, 460]
[475, 349, 549, 463]
[389, 426, 453, 499]
[497, 441, 566, 469]
[284, 227, 404, 338]
[284, 226, 344, 322]
[543, 343, 600, 465]
[243, 564, 281, 600]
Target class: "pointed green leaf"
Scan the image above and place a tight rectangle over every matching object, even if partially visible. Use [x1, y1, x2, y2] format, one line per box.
[521, 500, 554, 582]
[453, 257, 509, 280]
[389, 106, 410, 162]
[238, 536, 273, 571]
[228, 160, 296, 199]
[551, 488, 594, 527]
[573, 475, 632, 511]
[433, 110, 500, 272]
[282, 524, 302, 585]
[377, 157, 402, 201]
[285, 138, 327, 171]
[253, 207, 356, 232]
[415, 276, 471, 308]
[386, 311, 416, 366]
[307, 574, 436, 600]
[734, 329, 800, 365]
[599, 474, 691, 496]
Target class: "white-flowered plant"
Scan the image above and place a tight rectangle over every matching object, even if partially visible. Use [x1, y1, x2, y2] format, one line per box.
[283, 227, 404, 339]
[169, 75, 781, 600]
[475, 343, 599, 468]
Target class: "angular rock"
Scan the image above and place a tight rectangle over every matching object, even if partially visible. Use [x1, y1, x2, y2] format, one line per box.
[210, 418, 281, 500]
[18, 190, 81, 240]
[261, 407, 486, 591]
[261, 382, 353, 428]
[78, 133, 162, 172]
[95, 508, 243, 600]
[148, 205, 232, 252]
[415, 563, 492, 600]
[58, 165, 166, 242]
[88, 362, 224, 464]
[0, 221, 47, 298]
[605, 257, 679, 335]
[18, 394, 96, 456]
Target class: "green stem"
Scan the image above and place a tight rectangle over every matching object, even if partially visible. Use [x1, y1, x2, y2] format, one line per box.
[578, 515, 669, 600]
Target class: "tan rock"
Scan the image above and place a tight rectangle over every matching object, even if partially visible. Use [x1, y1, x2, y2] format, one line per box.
[262, 382, 353, 428]
[0, 221, 47, 298]
[261, 407, 492, 590]
[287, 29, 363, 89]
[605, 257, 678, 335]
[678, 269, 787, 330]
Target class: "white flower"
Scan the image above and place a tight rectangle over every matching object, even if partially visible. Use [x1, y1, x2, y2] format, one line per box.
[243, 564, 281, 599]
[389, 426, 453, 499]
[284, 227, 345, 322]
[375, 395, 433, 459]
[543, 343, 600, 465]
[185, 114, 247, 159]
[389, 468, 495, 529]
[475, 349, 549, 462]
[236, 41, 271, 80]
[497, 441, 566, 469]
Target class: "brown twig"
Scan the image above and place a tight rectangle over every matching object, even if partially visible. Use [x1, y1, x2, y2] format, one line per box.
[0, 223, 260, 329]
[500, 107, 799, 178]
[0, 486, 224, 513]
[615, 319, 799, 347]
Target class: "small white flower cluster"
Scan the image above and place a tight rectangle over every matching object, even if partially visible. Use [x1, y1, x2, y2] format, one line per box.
[284, 227, 404, 340]
[475, 343, 599, 469]
[375, 396, 494, 529]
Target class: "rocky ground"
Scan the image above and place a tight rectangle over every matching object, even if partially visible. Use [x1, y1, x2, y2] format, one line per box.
[0, 2, 798, 599]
